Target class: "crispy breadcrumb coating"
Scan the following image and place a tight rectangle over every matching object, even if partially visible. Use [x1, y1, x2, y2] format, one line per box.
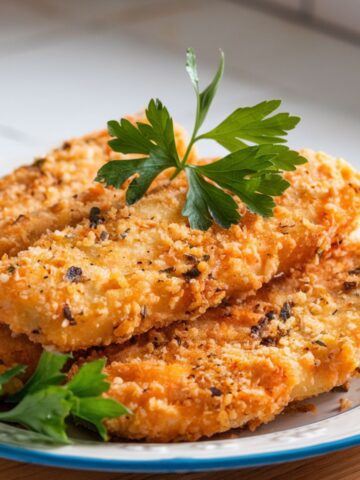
[0, 120, 188, 257]
[0, 130, 110, 231]
[82, 240, 359, 442]
[0, 118, 190, 373]
[0, 150, 358, 351]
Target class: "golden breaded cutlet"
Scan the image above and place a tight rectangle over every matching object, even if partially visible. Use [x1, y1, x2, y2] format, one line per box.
[0, 117, 188, 370]
[0, 150, 358, 351]
[0, 119, 189, 257]
[81, 240, 359, 442]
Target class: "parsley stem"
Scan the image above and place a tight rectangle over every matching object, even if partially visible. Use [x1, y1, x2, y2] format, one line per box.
[180, 133, 198, 167]
[170, 168, 181, 180]
[170, 133, 196, 180]
[170, 132, 197, 179]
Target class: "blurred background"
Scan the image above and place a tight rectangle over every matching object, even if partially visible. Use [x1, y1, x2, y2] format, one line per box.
[1, 0, 359, 174]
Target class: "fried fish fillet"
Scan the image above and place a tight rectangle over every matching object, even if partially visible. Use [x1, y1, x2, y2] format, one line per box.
[81, 239, 359, 442]
[0, 121, 189, 257]
[0, 150, 359, 351]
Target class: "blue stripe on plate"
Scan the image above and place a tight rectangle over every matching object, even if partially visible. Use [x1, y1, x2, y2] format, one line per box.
[0, 434, 360, 472]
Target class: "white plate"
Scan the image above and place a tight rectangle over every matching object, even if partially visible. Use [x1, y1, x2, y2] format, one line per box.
[0, 378, 359, 472]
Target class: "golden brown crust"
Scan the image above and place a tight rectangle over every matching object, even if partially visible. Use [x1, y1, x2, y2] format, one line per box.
[0, 118, 188, 371]
[0, 120, 189, 257]
[84, 240, 359, 442]
[0, 150, 358, 351]
[0, 130, 110, 231]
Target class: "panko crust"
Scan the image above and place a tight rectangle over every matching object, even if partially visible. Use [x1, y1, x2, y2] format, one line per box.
[0, 119, 189, 257]
[88, 240, 359, 442]
[0, 150, 359, 351]
[0, 130, 110, 233]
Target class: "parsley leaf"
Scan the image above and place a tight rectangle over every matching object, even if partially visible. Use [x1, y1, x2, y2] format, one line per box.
[195, 145, 304, 217]
[199, 100, 300, 151]
[106, 99, 179, 164]
[68, 358, 131, 440]
[96, 99, 180, 203]
[0, 386, 73, 444]
[183, 167, 240, 230]
[0, 422, 64, 447]
[139, 99, 180, 162]
[9, 351, 69, 402]
[186, 48, 224, 133]
[256, 144, 307, 171]
[0, 352, 129, 444]
[71, 396, 129, 441]
[107, 118, 152, 155]
[96, 49, 307, 231]
[67, 358, 109, 397]
[0, 365, 26, 395]
[96, 148, 176, 205]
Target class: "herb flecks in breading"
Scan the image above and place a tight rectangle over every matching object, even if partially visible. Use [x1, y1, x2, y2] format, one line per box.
[64, 266, 83, 283]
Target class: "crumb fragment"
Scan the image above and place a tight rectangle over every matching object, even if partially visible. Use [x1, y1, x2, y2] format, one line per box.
[339, 398, 352, 412]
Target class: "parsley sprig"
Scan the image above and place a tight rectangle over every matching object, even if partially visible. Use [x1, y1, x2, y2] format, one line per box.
[96, 49, 307, 230]
[0, 352, 130, 444]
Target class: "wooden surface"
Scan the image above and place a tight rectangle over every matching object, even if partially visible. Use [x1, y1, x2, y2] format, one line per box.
[1, 446, 360, 480]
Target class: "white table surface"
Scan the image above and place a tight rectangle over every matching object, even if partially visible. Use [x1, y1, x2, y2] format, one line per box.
[0, 0, 359, 173]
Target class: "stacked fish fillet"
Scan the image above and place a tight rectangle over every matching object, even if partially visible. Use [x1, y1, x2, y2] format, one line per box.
[0, 117, 359, 442]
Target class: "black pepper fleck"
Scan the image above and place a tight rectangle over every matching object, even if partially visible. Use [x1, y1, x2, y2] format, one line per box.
[265, 311, 276, 321]
[183, 266, 201, 281]
[63, 304, 76, 325]
[209, 387, 222, 397]
[119, 228, 130, 240]
[89, 207, 104, 228]
[280, 302, 292, 321]
[64, 266, 83, 283]
[100, 231, 109, 241]
[250, 316, 269, 337]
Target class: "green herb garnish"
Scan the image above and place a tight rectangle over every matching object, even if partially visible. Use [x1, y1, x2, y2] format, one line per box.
[96, 49, 306, 230]
[0, 352, 130, 444]
[0, 365, 26, 395]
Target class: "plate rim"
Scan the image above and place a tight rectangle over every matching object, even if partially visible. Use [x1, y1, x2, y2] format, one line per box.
[0, 433, 360, 472]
